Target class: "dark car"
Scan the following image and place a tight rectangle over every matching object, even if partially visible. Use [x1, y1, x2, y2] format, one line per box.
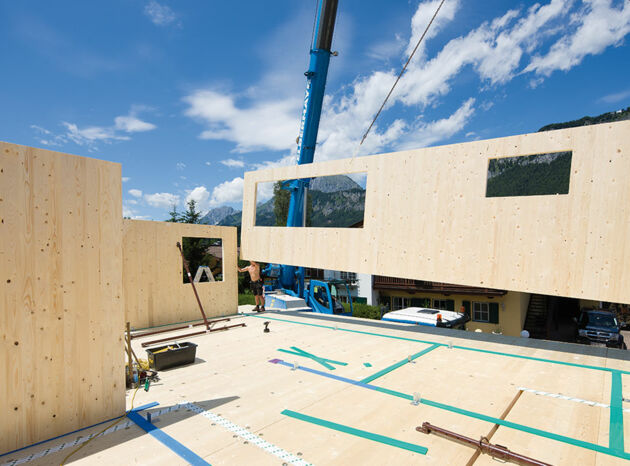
[576, 310, 626, 349]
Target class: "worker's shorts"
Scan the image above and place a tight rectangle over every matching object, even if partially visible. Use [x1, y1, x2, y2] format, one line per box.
[250, 279, 263, 296]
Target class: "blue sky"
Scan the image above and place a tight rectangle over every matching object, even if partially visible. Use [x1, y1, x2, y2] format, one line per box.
[1, 0, 629, 220]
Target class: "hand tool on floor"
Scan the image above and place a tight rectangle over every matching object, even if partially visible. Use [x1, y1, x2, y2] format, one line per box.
[417, 422, 551, 466]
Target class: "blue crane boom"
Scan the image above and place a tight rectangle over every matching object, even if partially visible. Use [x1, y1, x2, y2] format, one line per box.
[277, 0, 339, 296]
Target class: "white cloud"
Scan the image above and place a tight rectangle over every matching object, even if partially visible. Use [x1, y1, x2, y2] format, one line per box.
[599, 88, 630, 104]
[220, 158, 245, 168]
[114, 115, 156, 132]
[181, 0, 630, 167]
[366, 35, 405, 61]
[405, 0, 460, 59]
[185, 186, 212, 211]
[62, 121, 129, 147]
[144, 192, 180, 208]
[185, 177, 249, 210]
[180, 10, 313, 155]
[397, 98, 476, 150]
[30, 124, 51, 135]
[249, 153, 298, 172]
[32, 107, 156, 149]
[176, 162, 186, 170]
[122, 177, 130, 182]
[209, 177, 244, 206]
[128, 189, 143, 198]
[256, 181, 275, 203]
[123, 204, 135, 217]
[183, 90, 300, 153]
[526, 0, 630, 76]
[144, 1, 177, 26]
[123, 200, 147, 219]
[205, 161, 212, 166]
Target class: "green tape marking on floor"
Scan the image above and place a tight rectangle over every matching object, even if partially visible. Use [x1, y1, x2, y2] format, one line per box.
[360, 344, 439, 384]
[251, 315, 630, 375]
[609, 370, 624, 452]
[278, 359, 630, 461]
[370, 385, 414, 400]
[253, 315, 445, 346]
[290, 346, 348, 366]
[451, 345, 623, 374]
[281, 409, 428, 455]
[419, 398, 630, 460]
[363, 362, 372, 367]
[277, 346, 348, 370]
[278, 349, 333, 370]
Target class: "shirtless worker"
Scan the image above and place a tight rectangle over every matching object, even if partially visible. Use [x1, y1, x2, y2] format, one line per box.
[238, 261, 265, 312]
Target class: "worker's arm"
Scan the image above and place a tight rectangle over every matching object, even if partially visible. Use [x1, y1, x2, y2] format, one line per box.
[238, 266, 249, 273]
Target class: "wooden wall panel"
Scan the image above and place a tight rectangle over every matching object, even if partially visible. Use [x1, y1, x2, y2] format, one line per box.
[0, 142, 124, 454]
[122, 220, 238, 329]
[241, 121, 630, 304]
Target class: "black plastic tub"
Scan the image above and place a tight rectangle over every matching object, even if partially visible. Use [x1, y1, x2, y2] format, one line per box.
[146, 342, 197, 371]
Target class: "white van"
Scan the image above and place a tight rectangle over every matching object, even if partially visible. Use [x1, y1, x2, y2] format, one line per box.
[382, 307, 469, 329]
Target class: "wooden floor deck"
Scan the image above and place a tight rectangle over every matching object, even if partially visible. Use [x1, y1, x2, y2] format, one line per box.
[4, 310, 629, 465]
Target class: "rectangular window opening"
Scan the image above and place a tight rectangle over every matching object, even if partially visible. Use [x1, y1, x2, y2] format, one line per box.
[486, 151, 572, 197]
[473, 302, 490, 322]
[392, 296, 410, 311]
[181, 237, 223, 284]
[433, 299, 454, 311]
[255, 173, 367, 227]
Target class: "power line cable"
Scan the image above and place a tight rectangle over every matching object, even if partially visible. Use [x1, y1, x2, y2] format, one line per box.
[357, 0, 447, 150]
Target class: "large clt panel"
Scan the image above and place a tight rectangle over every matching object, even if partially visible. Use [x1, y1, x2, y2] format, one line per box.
[122, 220, 238, 329]
[241, 121, 630, 304]
[0, 142, 124, 454]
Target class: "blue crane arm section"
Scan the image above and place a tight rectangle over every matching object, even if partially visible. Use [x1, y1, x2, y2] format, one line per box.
[279, 0, 339, 295]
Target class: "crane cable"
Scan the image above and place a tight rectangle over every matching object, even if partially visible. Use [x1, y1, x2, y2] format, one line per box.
[357, 0, 447, 152]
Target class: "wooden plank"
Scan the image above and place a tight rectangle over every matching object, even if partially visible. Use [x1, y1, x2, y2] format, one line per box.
[122, 220, 238, 329]
[0, 141, 124, 454]
[241, 121, 630, 304]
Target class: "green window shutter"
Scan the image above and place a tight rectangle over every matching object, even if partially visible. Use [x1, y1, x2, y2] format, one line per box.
[489, 302, 499, 324]
[462, 301, 471, 317]
[446, 300, 454, 311]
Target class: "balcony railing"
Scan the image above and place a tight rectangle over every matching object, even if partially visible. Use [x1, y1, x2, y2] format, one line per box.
[373, 275, 506, 296]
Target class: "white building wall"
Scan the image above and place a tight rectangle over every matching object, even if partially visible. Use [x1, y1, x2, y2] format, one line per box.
[357, 273, 374, 305]
[323, 269, 374, 302]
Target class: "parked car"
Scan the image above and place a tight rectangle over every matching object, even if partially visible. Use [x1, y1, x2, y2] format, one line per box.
[382, 307, 469, 329]
[575, 309, 626, 349]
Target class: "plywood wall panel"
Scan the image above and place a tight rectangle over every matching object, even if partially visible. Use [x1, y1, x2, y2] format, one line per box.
[241, 121, 630, 304]
[0, 142, 124, 454]
[122, 220, 238, 329]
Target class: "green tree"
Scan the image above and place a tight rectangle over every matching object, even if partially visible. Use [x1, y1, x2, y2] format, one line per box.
[166, 205, 180, 222]
[273, 181, 312, 226]
[165, 199, 216, 283]
[181, 200, 202, 224]
[273, 181, 290, 226]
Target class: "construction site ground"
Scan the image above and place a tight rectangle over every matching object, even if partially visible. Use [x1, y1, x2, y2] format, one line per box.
[4, 308, 629, 466]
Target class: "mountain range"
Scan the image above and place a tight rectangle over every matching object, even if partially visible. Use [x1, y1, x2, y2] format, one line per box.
[538, 106, 630, 132]
[201, 175, 365, 228]
[200, 206, 237, 225]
